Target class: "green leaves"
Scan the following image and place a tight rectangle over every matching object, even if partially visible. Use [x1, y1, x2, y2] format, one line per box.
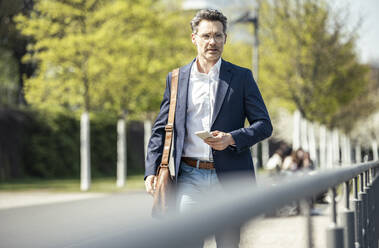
[15, 0, 194, 118]
[15, 0, 369, 131]
[258, 0, 369, 131]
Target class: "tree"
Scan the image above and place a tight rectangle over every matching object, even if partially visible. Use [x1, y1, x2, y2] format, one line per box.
[351, 64, 379, 159]
[257, 0, 369, 131]
[16, 0, 113, 190]
[15, 0, 195, 118]
[330, 64, 379, 133]
[15, 0, 196, 189]
[0, 0, 35, 106]
[0, 48, 19, 106]
[88, 1, 195, 118]
[16, 0, 106, 113]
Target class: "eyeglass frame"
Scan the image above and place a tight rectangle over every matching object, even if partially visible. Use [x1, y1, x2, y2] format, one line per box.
[194, 32, 226, 43]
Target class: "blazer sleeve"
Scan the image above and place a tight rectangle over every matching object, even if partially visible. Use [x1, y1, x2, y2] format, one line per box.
[144, 72, 171, 180]
[229, 69, 273, 153]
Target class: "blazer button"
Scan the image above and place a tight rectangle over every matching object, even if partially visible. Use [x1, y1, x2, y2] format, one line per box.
[212, 151, 215, 155]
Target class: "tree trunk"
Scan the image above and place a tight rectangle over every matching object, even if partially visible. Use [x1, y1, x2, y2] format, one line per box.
[326, 129, 333, 169]
[144, 120, 152, 161]
[372, 140, 379, 161]
[319, 125, 326, 169]
[355, 144, 362, 163]
[308, 122, 317, 166]
[300, 117, 309, 151]
[80, 111, 91, 191]
[292, 110, 301, 150]
[332, 130, 340, 166]
[262, 139, 269, 168]
[117, 112, 127, 187]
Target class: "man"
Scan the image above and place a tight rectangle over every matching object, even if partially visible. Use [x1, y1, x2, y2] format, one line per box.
[145, 9, 272, 247]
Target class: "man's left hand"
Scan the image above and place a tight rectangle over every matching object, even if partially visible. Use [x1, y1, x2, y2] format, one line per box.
[204, 130, 235, 151]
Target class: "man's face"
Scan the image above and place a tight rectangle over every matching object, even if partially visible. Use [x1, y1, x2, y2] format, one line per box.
[192, 20, 226, 63]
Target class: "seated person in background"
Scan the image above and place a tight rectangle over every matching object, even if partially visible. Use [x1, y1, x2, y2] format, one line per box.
[301, 151, 314, 170]
[282, 150, 299, 171]
[266, 151, 283, 171]
[282, 148, 314, 171]
[266, 143, 291, 172]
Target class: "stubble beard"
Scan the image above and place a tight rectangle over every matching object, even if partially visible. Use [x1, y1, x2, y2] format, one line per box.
[205, 48, 222, 63]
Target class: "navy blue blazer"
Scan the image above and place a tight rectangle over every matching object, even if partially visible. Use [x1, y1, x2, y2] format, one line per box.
[145, 59, 272, 182]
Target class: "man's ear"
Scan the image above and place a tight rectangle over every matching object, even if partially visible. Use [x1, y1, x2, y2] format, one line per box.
[191, 33, 197, 45]
[224, 33, 227, 44]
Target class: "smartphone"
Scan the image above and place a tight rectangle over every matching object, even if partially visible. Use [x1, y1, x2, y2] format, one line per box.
[195, 130, 213, 140]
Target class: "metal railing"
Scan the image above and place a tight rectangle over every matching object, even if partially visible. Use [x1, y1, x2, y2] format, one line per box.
[72, 160, 379, 248]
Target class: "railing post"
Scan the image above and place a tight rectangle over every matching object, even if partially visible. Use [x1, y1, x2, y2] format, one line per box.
[372, 168, 379, 248]
[360, 172, 368, 248]
[353, 176, 362, 248]
[367, 170, 373, 248]
[341, 181, 355, 248]
[327, 187, 345, 248]
[365, 170, 373, 248]
[367, 168, 378, 248]
[375, 167, 379, 248]
[302, 199, 314, 248]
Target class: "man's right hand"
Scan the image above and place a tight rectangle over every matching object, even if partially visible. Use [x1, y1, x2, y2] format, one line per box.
[145, 175, 156, 196]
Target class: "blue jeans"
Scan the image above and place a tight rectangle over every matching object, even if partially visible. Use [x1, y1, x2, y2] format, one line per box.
[177, 161, 241, 248]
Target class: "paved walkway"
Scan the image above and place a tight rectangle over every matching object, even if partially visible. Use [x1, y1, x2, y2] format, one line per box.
[0, 191, 106, 210]
[204, 214, 330, 248]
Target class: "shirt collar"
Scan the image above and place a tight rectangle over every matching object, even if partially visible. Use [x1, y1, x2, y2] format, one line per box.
[192, 57, 222, 76]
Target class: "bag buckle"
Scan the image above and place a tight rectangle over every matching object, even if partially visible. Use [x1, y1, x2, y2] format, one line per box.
[165, 124, 173, 132]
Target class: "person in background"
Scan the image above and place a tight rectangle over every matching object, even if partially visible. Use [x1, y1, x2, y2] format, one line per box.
[266, 143, 292, 172]
[282, 148, 314, 171]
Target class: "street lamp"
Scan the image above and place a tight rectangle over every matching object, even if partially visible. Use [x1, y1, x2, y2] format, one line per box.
[233, 9, 259, 80]
[233, 5, 268, 169]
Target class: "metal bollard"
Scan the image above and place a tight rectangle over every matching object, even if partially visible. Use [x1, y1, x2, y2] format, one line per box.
[341, 181, 355, 248]
[327, 187, 345, 248]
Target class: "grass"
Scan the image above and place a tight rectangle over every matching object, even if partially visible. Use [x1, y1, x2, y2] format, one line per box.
[0, 169, 269, 193]
[0, 174, 145, 193]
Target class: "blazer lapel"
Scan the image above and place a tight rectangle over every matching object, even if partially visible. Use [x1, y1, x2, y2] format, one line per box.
[211, 59, 232, 127]
[175, 59, 194, 133]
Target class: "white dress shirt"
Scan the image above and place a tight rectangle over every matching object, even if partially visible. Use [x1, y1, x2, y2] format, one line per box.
[182, 58, 222, 161]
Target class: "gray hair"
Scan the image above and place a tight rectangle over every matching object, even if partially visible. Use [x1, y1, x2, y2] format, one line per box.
[190, 9, 228, 34]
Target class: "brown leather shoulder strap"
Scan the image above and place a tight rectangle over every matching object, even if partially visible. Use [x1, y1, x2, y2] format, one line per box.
[160, 68, 179, 166]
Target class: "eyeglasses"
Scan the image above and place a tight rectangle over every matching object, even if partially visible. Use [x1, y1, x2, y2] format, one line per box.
[195, 33, 225, 43]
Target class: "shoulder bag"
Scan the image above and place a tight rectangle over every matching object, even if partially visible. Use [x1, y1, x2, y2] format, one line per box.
[151, 68, 179, 218]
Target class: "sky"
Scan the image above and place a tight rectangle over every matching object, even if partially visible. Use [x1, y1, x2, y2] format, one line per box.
[342, 0, 379, 64]
[182, 0, 379, 64]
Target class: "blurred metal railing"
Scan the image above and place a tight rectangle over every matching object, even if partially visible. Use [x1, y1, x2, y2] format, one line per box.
[71, 160, 379, 248]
